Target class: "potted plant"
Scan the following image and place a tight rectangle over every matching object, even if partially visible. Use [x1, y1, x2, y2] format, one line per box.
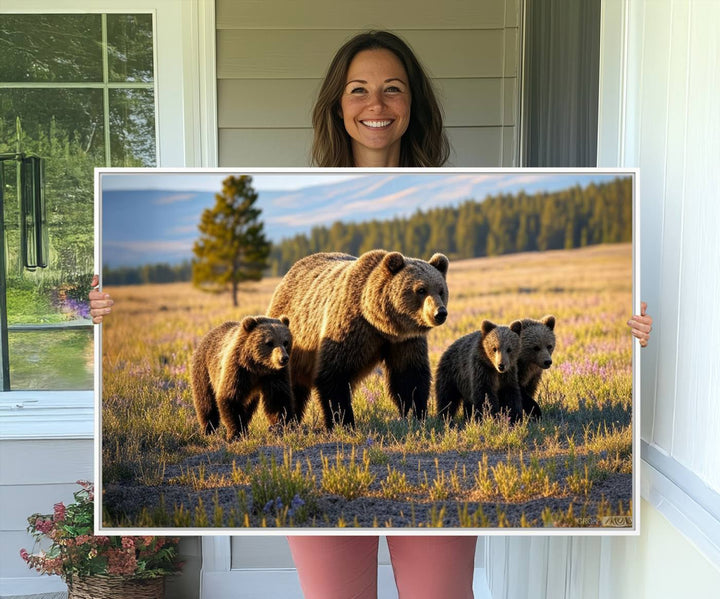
[20, 481, 182, 599]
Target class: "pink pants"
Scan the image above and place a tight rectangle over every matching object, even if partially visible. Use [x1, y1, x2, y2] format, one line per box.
[287, 535, 477, 599]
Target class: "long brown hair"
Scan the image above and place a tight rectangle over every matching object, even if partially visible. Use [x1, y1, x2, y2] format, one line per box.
[311, 31, 450, 167]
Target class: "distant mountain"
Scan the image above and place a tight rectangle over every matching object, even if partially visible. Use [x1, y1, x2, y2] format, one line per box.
[101, 172, 626, 268]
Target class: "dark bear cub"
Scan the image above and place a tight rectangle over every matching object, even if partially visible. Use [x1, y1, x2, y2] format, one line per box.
[190, 315, 293, 441]
[516, 315, 556, 420]
[435, 319, 524, 422]
[267, 249, 449, 429]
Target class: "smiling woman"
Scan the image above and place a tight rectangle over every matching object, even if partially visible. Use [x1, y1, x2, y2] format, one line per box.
[311, 30, 449, 168]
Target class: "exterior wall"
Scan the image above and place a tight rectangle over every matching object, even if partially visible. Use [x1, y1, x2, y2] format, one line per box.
[230, 535, 485, 569]
[486, 0, 720, 596]
[485, 500, 720, 599]
[215, 0, 522, 167]
[0, 393, 94, 597]
[601, 500, 720, 599]
[0, 396, 200, 599]
[0, 437, 93, 597]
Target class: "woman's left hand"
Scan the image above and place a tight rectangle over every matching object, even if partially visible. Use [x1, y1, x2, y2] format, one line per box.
[89, 274, 114, 324]
[627, 301, 652, 348]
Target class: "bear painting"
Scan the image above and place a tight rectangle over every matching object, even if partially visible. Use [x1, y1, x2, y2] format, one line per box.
[516, 315, 556, 420]
[435, 319, 524, 422]
[267, 250, 449, 429]
[190, 315, 293, 441]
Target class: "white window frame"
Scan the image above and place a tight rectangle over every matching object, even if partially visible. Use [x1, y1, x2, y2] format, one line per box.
[0, 0, 217, 442]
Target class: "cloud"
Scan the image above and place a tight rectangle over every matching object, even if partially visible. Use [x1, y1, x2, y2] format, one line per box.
[170, 225, 199, 235]
[103, 239, 193, 256]
[153, 193, 199, 205]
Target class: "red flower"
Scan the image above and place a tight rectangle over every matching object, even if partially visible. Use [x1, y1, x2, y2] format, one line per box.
[34, 518, 53, 534]
[53, 503, 66, 522]
[121, 537, 135, 550]
[22, 482, 181, 581]
[107, 548, 137, 576]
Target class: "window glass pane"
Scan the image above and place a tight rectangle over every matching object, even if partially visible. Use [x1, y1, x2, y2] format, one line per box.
[8, 329, 94, 390]
[0, 89, 106, 164]
[0, 14, 103, 82]
[2, 88, 97, 391]
[107, 14, 155, 83]
[109, 89, 157, 166]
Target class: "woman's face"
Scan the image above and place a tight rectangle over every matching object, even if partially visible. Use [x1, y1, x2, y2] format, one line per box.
[340, 48, 411, 167]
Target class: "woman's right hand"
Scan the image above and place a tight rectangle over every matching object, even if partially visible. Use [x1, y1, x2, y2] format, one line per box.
[89, 274, 113, 324]
[627, 301, 652, 348]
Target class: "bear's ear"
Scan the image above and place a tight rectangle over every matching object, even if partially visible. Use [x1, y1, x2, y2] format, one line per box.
[429, 253, 449, 276]
[541, 315, 556, 330]
[480, 320, 496, 335]
[279, 315, 290, 327]
[383, 252, 406, 274]
[241, 316, 258, 333]
[510, 320, 523, 335]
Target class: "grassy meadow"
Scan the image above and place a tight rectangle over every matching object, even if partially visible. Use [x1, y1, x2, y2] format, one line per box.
[101, 243, 634, 529]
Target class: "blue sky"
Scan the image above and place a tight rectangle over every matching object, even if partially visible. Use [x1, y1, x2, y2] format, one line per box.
[101, 172, 364, 193]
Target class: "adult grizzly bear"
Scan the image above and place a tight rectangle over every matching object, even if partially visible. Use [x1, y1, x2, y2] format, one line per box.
[267, 250, 449, 429]
[190, 315, 293, 440]
[516, 315, 556, 419]
[435, 319, 524, 422]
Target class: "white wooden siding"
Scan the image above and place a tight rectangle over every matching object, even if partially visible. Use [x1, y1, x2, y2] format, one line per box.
[215, 0, 515, 30]
[615, 0, 720, 490]
[486, 1, 720, 597]
[0, 437, 92, 590]
[216, 0, 522, 167]
[229, 535, 485, 569]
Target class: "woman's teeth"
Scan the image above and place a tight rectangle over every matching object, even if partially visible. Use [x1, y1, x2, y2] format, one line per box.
[362, 120, 392, 128]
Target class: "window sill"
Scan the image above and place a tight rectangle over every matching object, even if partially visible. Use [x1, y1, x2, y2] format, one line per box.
[0, 391, 93, 440]
[641, 441, 720, 567]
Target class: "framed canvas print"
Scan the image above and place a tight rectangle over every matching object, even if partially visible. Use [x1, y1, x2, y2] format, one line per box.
[95, 167, 639, 535]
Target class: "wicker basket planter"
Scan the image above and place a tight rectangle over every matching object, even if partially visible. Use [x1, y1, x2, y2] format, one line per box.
[67, 575, 165, 599]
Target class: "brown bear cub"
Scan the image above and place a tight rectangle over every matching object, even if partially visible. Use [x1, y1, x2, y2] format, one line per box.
[435, 319, 524, 422]
[516, 315, 556, 420]
[190, 315, 293, 441]
[267, 250, 449, 429]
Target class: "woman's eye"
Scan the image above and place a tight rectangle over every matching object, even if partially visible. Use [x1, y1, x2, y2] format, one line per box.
[385, 86, 402, 93]
[349, 87, 367, 94]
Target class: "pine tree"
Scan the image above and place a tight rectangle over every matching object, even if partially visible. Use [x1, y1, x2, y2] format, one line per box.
[192, 175, 271, 306]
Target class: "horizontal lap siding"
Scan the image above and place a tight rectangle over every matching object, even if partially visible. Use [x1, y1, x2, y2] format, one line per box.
[216, 0, 521, 167]
[216, 0, 513, 30]
[0, 439, 92, 580]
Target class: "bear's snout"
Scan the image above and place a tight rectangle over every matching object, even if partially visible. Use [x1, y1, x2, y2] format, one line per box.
[273, 346, 289, 368]
[497, 362, 506, 373]
[434, 306, 448, 325]
[543, 359, 552, 368]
